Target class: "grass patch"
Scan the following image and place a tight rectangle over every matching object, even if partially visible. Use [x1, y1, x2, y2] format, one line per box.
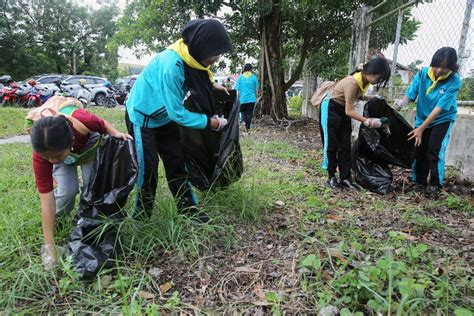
[0, 106, 127, 139]
[0, 107, 29, 138]
[252, 141, 305, 160]
[0, 139, 277, 313]
[0, 121, 472, 313]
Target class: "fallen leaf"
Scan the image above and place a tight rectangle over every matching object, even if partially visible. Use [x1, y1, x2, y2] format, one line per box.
[324, 249, 349, 265]
[327, 214, 344, 222]
[159, 282, 173, 293]
[100, 275, 112, 287]
[397, 231, 418, 241]
[253, 282, 265, 300]
[138, 290, 156, 299]
[274, 200, 285, 207]
[235, 266, 260, 273]
[148, 267, 162, 279]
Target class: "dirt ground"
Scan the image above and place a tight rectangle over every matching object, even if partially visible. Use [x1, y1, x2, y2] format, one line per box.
[150, 118, 474, 314]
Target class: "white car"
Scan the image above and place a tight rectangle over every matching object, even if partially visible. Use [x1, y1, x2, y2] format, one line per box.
[61, 75, 110, 106]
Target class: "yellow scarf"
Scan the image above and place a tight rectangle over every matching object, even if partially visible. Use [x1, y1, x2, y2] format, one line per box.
[426, 67, 452, 95]
[167, 38, 213, 82]
[243, 71, 252, 78]
[353, 72, 370, 96]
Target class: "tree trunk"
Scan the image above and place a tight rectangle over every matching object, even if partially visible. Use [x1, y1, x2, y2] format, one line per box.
[255, 0, 288, 120]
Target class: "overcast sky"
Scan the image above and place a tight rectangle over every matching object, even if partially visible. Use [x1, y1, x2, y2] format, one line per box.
[81, 0, 473, 75]
[382, 0, 473, 76]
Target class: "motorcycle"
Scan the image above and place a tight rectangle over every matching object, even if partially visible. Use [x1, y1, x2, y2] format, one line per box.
[1, 82, 18, 106]
[26, 86, 42, 107]
[76, 85, 92, 107]
[17, 84, 31, 106]
[40, 88, 55, 103]
[104, 87, 118, 108]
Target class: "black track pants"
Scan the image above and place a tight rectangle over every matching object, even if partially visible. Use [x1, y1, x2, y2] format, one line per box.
[319, 99, 352, 180]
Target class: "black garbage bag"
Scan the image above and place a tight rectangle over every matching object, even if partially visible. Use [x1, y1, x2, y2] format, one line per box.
[68, 136, 138, 279]
[354, 156, 392, 195]
[180, 89, 243, 190]
[352, 98, 415, 194]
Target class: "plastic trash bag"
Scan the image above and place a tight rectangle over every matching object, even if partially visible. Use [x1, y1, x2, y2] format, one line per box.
[68, 136, 137, 279]
[181, 90, 243, 190]
[352, 98, 415, 194]
[353, 156, 392, 195]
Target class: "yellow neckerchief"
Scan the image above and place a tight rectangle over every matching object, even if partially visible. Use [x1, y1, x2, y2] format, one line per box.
[167, 38, 213, 82]
[352, 71, 370, 96]
[426, 67, 452, 95]
[243, 71, 252, 78]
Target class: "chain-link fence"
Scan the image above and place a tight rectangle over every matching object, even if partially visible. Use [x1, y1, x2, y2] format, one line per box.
[365, 0, 473, 102]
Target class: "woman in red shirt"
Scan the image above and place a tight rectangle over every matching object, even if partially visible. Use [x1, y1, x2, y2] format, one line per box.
[30, 109, 131, 269]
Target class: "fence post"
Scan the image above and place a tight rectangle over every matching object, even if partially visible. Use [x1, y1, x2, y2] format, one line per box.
[458, 0, 473, 75]
[389, 9, 404, 100]
[348, 6, 373, 74]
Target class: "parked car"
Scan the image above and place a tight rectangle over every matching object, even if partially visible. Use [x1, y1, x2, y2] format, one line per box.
[61, 75, 109, 106]
[23, 74, 67, 93]
[113, 75, 138, 105]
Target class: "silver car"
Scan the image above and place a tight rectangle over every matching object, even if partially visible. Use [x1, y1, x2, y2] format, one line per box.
[23, 74, 66, 94]
[61, 75, 109, 106]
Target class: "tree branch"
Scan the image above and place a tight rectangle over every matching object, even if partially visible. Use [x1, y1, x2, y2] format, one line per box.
[283, 31, 311, 91]
[222, 1, 240, 11]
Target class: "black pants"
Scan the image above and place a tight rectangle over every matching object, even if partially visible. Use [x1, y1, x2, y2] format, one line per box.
[125, 112, 197, 218]
[319, 99, 352, 180]
[240, 102, 255, 130]
[412, 121, 452, 187]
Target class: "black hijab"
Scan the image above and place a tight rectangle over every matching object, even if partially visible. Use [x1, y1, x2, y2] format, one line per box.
[182, 19, 231, 116]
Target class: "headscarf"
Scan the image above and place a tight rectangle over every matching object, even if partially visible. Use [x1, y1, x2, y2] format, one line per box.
[172, 19, 231, 116]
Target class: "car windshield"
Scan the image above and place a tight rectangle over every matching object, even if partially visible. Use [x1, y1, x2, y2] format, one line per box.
[115, 79, 127, 85]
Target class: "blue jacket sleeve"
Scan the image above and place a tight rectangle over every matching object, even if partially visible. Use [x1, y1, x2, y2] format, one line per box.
[235, 76, 241, 91]
[254, 76, 259, 89]
[162, 72, 208, 129]
[437, 76, 461, 111]
[406, 70, 421, 101]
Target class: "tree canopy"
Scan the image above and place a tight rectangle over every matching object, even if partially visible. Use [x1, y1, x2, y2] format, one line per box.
[115, 0, 424, 119]
[0, 0, 119, 80]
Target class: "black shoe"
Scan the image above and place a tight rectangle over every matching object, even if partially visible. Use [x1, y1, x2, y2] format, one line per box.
[326, 176, 340, 190]
[412, 182, 426, 192]
[341, 179, 359, 192]
[181, 206, 211, 223]
[425, 185, 441, 197]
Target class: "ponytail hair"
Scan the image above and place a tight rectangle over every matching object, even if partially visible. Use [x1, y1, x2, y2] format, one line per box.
[430, 47, 459, 73]
[31, 116, 73, 153]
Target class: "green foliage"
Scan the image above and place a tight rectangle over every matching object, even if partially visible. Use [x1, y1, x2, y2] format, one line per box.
[0, 0, 118, 80]
[458, 70, 474, 101]
[288, 96, 303, 112]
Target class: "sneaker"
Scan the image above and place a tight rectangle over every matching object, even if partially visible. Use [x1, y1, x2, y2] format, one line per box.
[424, 185, 441, 197]
[181, 206, 211, 223]
[412, 182, 426, 192]
[325, 176, 341, 191]
[340, 179, 359, 192]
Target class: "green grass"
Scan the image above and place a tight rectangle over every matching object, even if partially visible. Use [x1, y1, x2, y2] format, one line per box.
[0, 107, 29, 138]
[0, 125, 472, 313]
[0, 106, 127, 138]
[0, 141, 283, 313]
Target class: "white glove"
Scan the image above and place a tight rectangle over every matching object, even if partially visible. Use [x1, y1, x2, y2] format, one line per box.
[394, 98, 408, 111]
[41, 244, 56, 270]
[212, 115, 228, 131]
[363, 118, 382, 129]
